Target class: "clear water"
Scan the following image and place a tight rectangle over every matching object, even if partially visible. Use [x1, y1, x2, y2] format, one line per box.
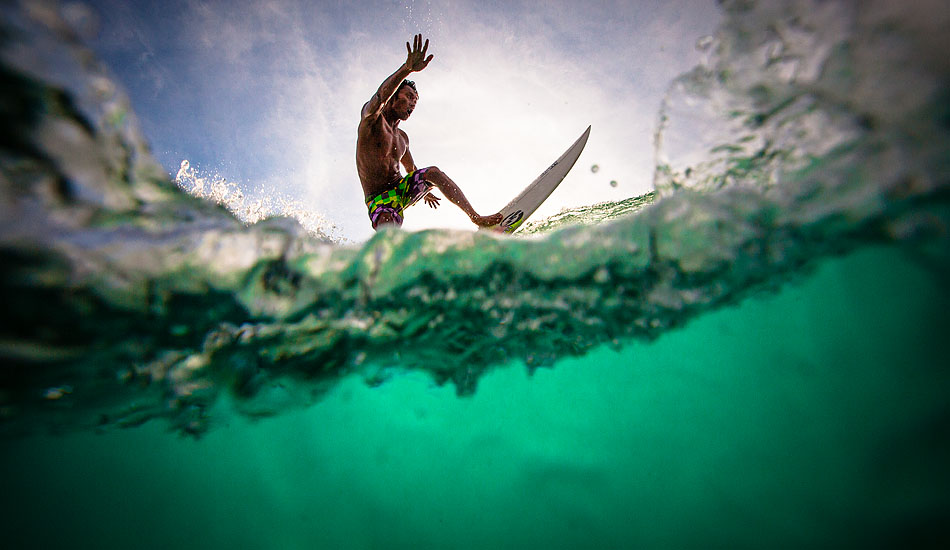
[3, 246, 947, 548]
[1, 0, 948, 547]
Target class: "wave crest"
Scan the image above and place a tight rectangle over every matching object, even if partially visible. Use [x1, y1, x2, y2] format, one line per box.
[1, 0, 947, 436]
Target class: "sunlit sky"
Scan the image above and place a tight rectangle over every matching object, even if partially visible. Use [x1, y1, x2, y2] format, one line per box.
[84, 0, 721, 241]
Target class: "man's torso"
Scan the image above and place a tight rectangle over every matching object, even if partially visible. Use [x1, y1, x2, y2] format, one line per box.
[357, 114, 408, 200]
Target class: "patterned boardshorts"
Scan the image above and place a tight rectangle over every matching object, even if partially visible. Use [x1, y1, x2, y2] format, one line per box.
[366, 168, 433, 229]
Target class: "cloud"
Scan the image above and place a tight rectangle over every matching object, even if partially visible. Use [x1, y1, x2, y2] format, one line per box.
[86, 0, 721, 240]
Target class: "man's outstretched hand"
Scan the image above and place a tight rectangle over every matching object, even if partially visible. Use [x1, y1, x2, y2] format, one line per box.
[406, 34, 433, 72]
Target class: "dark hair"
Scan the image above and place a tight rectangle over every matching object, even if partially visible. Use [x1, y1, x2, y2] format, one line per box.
[399, 79, 418, 94]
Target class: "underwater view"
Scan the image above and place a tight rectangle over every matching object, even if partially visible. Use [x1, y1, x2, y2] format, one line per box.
[2, 0, 948, 548]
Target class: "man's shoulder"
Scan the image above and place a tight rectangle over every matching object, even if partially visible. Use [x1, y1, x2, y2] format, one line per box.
[358, 110, 382, 136]
[360, 94, 385, 122]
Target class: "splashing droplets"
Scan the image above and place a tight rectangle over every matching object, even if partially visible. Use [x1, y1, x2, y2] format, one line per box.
[175, 160, 344, 243]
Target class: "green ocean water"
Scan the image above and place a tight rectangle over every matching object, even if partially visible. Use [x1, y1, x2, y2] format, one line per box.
[3, 245, 947, 548]
[2, 0, 950, 547]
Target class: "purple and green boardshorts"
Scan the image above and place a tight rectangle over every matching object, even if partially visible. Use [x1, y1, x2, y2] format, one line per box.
[366, 168, 433, 229]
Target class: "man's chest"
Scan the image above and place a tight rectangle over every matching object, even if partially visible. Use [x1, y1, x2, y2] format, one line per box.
[368, 123, 407, 158]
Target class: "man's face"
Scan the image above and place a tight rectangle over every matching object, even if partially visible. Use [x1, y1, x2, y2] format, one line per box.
[391, 85, 418, 120]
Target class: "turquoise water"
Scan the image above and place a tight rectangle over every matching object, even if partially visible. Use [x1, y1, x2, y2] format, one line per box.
[3, 246, 947, 548]
[2, 0, 949, 547]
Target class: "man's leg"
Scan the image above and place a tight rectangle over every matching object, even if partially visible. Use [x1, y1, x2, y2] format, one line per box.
[373, 211, 397, 230]
[422, 167, 502, 227]
[370, 205, 403, 230]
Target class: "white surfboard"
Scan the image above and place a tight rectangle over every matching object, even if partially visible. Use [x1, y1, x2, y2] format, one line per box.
[486, 125, 591, 234]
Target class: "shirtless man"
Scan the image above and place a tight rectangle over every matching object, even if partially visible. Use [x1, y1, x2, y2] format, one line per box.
[357, 34, 502, 230]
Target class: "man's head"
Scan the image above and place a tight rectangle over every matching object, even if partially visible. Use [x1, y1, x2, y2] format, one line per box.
[400, 79, 418, 94]
[388, 79, 419, 120]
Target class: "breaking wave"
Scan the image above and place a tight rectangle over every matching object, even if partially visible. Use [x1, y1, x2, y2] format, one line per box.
[1, 0, 947, 437]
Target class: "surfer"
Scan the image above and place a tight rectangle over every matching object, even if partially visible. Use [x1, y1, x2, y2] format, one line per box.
[357, 34, 502, 230]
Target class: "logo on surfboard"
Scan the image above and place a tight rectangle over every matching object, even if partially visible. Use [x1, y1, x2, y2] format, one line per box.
[502, 210, 524, 229]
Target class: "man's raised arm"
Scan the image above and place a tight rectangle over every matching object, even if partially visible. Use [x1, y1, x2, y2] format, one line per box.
[361, 34, 433, 120]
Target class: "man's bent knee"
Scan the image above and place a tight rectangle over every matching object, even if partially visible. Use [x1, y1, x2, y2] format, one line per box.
[422, 166, 443, 180]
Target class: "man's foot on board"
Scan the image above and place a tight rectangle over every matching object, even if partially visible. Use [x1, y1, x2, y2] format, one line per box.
[472, 213, 503, 227]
